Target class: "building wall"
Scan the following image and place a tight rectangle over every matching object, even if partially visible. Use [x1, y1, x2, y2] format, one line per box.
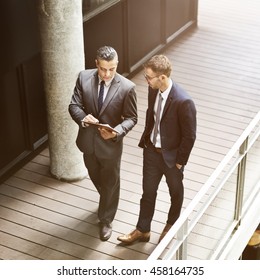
[0, 0, 48, 181]
[0, 0, 198, 182]
[83, 0, 198, 75]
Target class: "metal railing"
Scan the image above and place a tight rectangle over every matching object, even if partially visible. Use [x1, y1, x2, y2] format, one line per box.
[148, 111, 260, 260]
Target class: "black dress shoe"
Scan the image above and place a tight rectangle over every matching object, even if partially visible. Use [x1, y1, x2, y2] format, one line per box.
[99, 223, 112, 241]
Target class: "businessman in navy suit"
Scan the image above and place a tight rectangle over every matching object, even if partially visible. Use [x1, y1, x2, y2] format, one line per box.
[118, 55, 196, 244]
[69, 46, 137, 241]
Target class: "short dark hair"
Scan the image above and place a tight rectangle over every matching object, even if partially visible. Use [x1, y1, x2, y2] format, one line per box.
[143, 55, 172, 77]
[96, 46, 118, 61]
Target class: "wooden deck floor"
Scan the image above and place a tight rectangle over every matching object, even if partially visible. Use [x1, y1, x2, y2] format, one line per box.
[0, 0, 260, 260]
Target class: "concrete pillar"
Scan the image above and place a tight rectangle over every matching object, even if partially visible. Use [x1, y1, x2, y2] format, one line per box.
[38, 0, 86, 181]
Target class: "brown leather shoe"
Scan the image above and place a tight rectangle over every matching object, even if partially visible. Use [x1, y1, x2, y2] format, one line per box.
[117, 229, 150, 244]
[158, 223, 172, 243]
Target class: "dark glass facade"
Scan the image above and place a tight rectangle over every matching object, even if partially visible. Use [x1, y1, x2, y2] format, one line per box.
[0, 0, 198, 181]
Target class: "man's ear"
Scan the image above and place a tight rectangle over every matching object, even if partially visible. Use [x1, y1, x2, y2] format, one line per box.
[95, 59, 98, 67]
[161, 74, 166, 80]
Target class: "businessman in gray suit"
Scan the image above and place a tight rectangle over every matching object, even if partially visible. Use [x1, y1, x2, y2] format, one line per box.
[69, 46, 137, 241]
[118, 55, 196, 244]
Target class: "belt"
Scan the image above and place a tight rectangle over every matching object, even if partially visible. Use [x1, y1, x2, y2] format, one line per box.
[148, 140, 162, 153]
[154, 147, 162, 153]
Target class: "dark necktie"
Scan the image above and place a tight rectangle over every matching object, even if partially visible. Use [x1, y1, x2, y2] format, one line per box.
[98, 81, 105, 112]
[152, 93, 163, 145]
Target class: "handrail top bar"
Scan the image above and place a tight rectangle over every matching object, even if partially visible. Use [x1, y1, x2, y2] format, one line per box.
[149, 111, 260, 260]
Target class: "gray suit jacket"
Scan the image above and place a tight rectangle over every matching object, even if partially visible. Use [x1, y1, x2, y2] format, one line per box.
[69, 69, 138, 159]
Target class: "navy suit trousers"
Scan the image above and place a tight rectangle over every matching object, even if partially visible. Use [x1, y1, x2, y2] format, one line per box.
[136, 143, 184, 232]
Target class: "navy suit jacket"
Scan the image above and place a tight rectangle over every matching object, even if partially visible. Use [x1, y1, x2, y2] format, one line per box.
[69, 69, 138, 159]
[139, 82, 196, 167]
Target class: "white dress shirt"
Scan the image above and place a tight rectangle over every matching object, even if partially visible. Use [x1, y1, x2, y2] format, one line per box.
[150, 79, 172, 148]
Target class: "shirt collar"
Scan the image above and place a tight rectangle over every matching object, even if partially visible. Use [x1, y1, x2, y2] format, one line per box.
[159, 79, 172, 99]
[98, 76, 114, 87]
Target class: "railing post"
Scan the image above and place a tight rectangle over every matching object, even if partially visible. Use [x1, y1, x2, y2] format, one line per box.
[176, 219, 188, 260]
[234, 137, 248, 228]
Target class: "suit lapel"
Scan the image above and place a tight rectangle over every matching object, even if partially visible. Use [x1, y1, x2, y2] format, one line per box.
[91, 73, 99, 113]
[161, 83, 175, 118]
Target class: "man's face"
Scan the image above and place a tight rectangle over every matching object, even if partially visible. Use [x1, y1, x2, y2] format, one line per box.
[96, 58, 118, 82]
[143, 67, 161, 89]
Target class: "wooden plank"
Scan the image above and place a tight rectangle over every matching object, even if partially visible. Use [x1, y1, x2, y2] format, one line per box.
[0, 199, 149, 260]
[0, 217, 117, 260]
[0, 244, 39, 260]
[0, 231, 79, 260]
